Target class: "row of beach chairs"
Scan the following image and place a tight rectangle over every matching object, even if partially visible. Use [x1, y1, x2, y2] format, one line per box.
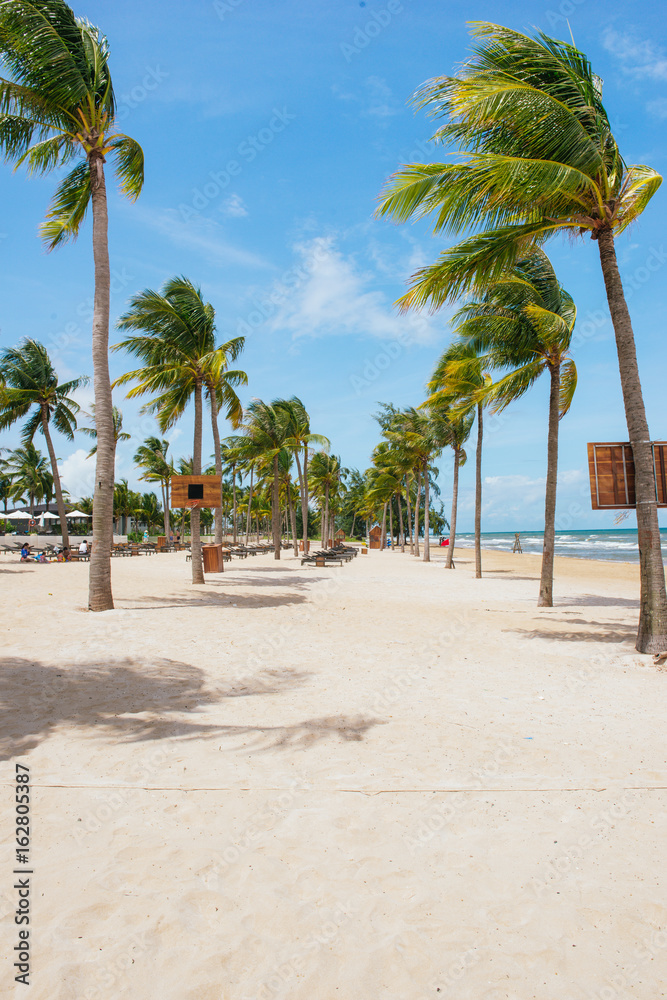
[301, 544, 358, 568]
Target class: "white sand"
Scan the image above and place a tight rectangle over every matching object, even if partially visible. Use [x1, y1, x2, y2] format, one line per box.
[1, 545, 666, 999]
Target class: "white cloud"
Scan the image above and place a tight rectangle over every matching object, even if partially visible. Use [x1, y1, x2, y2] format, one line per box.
[59, 449, 96, 500]
[602, 28, 667, 80]
[266, 237, 438, 345]
[220, 194, 248, 218]
[134, 206, 268, 269]
[332, 76, 399, 123]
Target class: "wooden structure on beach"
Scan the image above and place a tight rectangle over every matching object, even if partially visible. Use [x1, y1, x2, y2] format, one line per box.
[587, 442, 667, 510]
[368, 525, 382, 550]
[170, 475, 221, 509]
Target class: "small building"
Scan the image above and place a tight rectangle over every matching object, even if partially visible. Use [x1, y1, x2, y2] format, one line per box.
[368, 525, 382, 550]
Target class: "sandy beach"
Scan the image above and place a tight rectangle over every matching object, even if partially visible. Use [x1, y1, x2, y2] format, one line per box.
[2, 545, 666, 999]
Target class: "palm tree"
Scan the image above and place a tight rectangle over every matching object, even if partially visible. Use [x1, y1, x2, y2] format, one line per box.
[203, 337, 246, 545]
[378, 22, 667, 651]
[0, 338, 87, 545]
[113, 478, 141, 535]
[4, 442, 53, 514]
[134, 437, 174, 539]
[237, 400, 288, 559]
[426, 342, 491, 577]
[0, 0, 144, 611]
[78, 404, 130, 456]
[446, 250, 577, 602]
[427, 401, 473, 569]
[384, 407, 443, 561]
[113, 276, 244, 584]
[275, 397, 329, 554]
[135, 490, 163, 534]
[309, 452, 344, 548]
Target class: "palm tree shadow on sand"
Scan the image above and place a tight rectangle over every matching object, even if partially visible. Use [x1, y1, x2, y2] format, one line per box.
[0, 656, 382, 760]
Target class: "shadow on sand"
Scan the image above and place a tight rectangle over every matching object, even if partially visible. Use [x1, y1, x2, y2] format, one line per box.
[0, 656, 382, 760]
[508, 616, 636, 644]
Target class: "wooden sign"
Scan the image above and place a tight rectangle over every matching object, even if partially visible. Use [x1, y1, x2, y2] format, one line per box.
[368, 525, 382, 549]
[587, 442, 667, 509]
[170, 475, 221, 509]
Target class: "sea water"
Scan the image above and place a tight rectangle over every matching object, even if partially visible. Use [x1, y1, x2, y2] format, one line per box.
[451, 529, 667, 563]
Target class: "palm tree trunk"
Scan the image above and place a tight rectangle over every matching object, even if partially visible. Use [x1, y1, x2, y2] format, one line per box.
[324, 484, 330, 547]
[209, 392, 223, 545]
[475, 402, 483, 579]
[423, 459, 430, 562]
[445, 448, 460, 569]
[289, 489, 298, 555]
[302, 445, 310, 550]
[191, 381, 205, 584]
[538, 363, 560, 607]
[350, 511, 356, 538]
[245, 465, 254, 545]
[381, 502, 387, 549]
[40, 408, 69, 548]
[597, 227, 667, 651]
[162, 481, 170, 539]
[405, 475, 414, 553]
[272, 454, 281, 559]
[232, 463, 238, 544]
[414, 470, 421, 557]
[398, 492, 405, 552]
[88, 154, 114, 611]
[389, 497, 394, 549]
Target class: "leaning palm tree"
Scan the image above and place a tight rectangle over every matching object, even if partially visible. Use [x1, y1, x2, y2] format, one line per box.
[378, 22, 666, 650]
[447, 250, 577, 602]
[0, 0, 144, 611]
[426, 341, 491, 577]
[113, 276, 242, 584]
[0, 338, 87, 545]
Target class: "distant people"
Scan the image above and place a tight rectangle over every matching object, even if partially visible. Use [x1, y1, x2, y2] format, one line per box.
[176, 532, 181, 545]
[79, 539, 88, 556]
[20, 542, 30, 561]
[143, 529, 149, 542]
[58, 546, 71, 563]
[35, 551, 47, 563]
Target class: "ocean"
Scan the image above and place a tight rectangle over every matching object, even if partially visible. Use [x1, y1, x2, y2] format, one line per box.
[452, 529, 667, 564]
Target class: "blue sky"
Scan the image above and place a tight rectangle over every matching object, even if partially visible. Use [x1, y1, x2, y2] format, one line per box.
[1, 0, 667, 531]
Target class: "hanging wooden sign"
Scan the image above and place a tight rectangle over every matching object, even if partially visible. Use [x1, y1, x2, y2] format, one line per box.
[587, 442, 667, 510]
[170, 475, 221, 509]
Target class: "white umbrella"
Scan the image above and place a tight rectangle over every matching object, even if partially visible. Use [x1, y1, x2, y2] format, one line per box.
[41, 511, 60, 520]
[7, 510, 32, 520]
[66, 509, 91, 518]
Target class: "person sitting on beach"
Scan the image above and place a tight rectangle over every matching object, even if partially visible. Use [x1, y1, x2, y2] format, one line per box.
[57, 546, 71, 562]
[20, 542, 30, 561]
[34, 551, 47, 563]
[79, 539, 88, 556]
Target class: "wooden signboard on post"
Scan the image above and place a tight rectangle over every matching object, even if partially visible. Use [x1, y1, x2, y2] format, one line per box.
[170, 475, 221, 509]
[587, 442, 667, 510]
[368, 525, 382, 549]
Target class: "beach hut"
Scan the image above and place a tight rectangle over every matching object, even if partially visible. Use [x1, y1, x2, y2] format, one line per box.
[368, 525, 382, 550]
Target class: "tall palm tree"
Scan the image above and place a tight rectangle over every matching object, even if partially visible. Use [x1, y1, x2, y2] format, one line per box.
[309, 452, 344, 548]
[426, 342, 491, 577]
[0, 338, 87, 545]
[275, 397, 329, 554]
[448, 250, 577, 602]
[4, 442, 53, 514]
[237, 400, 288, 559]
[427, 401, 473, 569]
[203, 337, 246, 545]
[113, 276, 244, 584]
[385, 407, 443, 561]
[378, 22, 666, 651]
[0, 0, 144, 611]
[78, 404, 130, 456]
[134, 436, 174, 539]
